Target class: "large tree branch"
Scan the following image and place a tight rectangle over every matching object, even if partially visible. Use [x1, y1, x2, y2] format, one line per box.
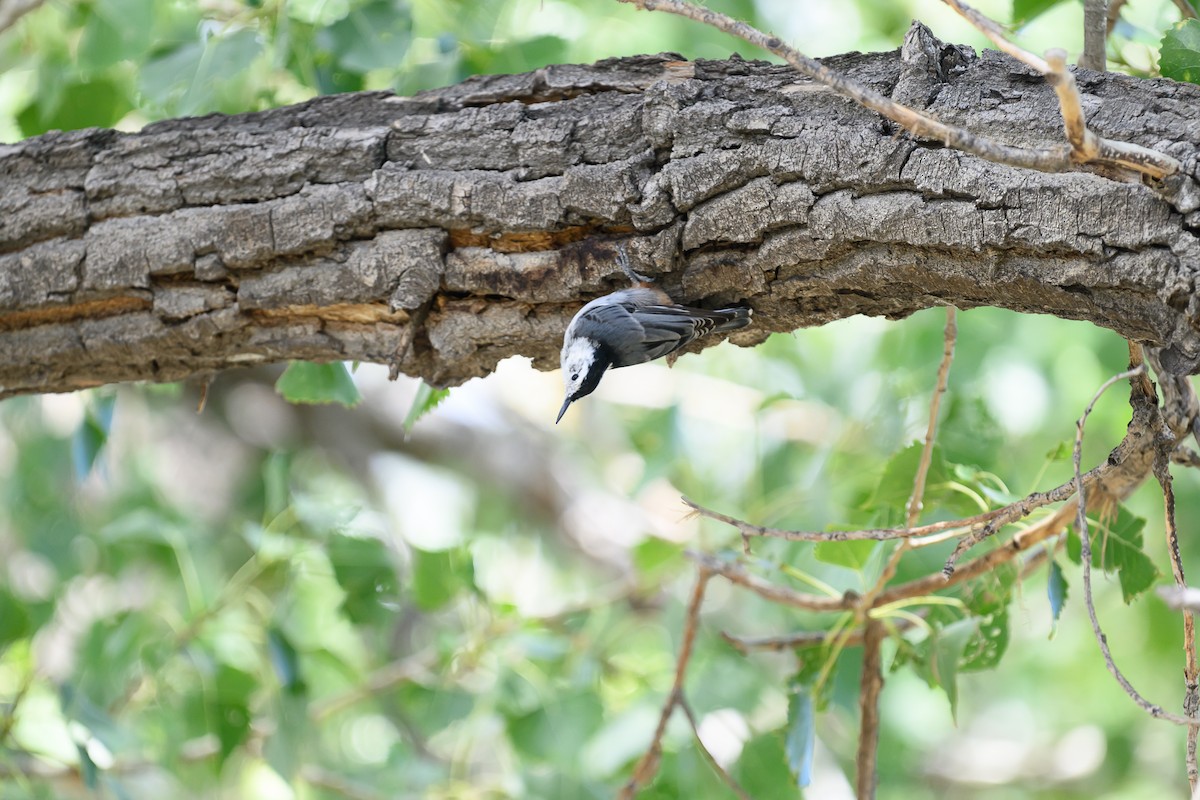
[3, 32, 1200, 398]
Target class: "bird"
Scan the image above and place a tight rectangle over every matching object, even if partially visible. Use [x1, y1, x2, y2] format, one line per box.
[557, 251, 752, 423]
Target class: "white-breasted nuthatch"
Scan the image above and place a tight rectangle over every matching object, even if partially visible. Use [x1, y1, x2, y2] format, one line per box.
[557, 252, 752, 423]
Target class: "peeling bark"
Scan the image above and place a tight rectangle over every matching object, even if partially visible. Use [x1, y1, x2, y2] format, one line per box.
[2, 39, 1200, 398]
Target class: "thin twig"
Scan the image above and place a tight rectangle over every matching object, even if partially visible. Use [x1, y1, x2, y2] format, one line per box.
[678, 697, 752, 800]
[388, 299, 433, 381]
[1081, 0, 1108, 71]
[856, 620, 885, 800]
[1073, 363, 1200, 726]
[621, 568, 712, 799]
[1156, 449, 1200, 791]
[722, 614, 924, 653]
[939, 0, 1178, 177]
[689, 552, 853, 612]
[907, 307, 958, 527]
[620, 0, 1176, 178]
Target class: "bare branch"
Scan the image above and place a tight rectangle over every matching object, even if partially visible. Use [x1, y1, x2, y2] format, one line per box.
[1155, 450, 1200, 791]
[1073, 361, 1200, 727]
[620, 0, 1177, 178]
[907, 307, 958, 527]
[856, 620, 885, 800]
[621, 568, 712, 799]
[939, 0, 1178, 177]
[689, 552, 853, 613]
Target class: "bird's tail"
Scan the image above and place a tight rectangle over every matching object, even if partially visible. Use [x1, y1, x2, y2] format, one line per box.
[712, 307, 752, 332]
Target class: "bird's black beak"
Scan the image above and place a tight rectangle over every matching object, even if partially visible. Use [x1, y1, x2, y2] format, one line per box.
[556, 397, 572, 424]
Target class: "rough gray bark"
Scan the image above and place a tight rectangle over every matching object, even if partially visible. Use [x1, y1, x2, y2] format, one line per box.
[3, 35, 1200, 399]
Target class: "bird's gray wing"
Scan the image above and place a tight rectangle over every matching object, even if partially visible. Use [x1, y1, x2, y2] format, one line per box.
[570, 301, 653, 366]
[632, 305, 730, 360]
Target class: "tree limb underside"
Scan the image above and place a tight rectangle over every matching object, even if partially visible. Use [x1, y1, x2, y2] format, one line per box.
[3, 39, 1200, 398]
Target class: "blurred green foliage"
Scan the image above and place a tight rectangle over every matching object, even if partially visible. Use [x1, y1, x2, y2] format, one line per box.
[3, 0, 1200, 798]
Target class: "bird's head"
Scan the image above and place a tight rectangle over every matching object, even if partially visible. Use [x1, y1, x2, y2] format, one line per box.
[557, 337, 611, 423]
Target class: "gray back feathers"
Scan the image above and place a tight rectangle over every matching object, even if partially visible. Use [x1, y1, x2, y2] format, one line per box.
[567, 288, 752, 367]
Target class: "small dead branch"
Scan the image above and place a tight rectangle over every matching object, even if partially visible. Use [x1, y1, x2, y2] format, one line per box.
[620, 0, 1178, 179]
[939, 0, 1178, 177]
[620, 568, 713, 799]
[1073, 362, 1200, 727]
[1155, 449, 1200, 791]
[689, 552, 854, 612]
[856, 620, 885, 800]
[907, 307, 958, 527]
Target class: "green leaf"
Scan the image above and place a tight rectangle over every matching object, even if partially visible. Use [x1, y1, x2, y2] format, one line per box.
[1012, 0, 1069, 26]
[1069, 506, 1158, 602]
[267, 627, 304, 693]
[732, 732, 798, 799]
[869, 443, 978, 525]
[1161, 19, 1200, 85]
[410, 546, 473, 611]
[1047, 559, 1068, 634]
[814, 539, 878, 572]
[508, 691, 603, 765]
[18, 77, 131, 135]
[71, 392, 116, 481]
[931, 618, 978, 722]
[0, 587, 32, 650]
[328, 534, 400, 624]
[318, 0, 412, 73]
[785, 690, 815, 788]
[403, 381, 449, 432]
[78, 0, 156, 70]
[214, 664, 256, 763]
[275, 361, 362, 407]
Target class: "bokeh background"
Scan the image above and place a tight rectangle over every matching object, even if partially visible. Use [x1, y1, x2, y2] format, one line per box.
[2, 1, 1199, 797]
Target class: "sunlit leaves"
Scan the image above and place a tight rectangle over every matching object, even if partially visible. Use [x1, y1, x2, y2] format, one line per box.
[1161, 19, 1200, 85]
[275, 361, 362, 407]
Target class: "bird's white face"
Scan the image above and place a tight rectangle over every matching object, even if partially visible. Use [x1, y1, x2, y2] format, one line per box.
[561, 337, 597, 400]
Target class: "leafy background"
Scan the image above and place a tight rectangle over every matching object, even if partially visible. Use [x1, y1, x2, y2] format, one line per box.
[3, 0, 1200, 798]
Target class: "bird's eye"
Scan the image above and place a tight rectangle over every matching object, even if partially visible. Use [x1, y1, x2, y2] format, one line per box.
[571, 373, 579, 381]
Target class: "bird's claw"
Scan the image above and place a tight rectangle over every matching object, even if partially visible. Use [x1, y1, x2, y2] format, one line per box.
[616, 247, 654, 285]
